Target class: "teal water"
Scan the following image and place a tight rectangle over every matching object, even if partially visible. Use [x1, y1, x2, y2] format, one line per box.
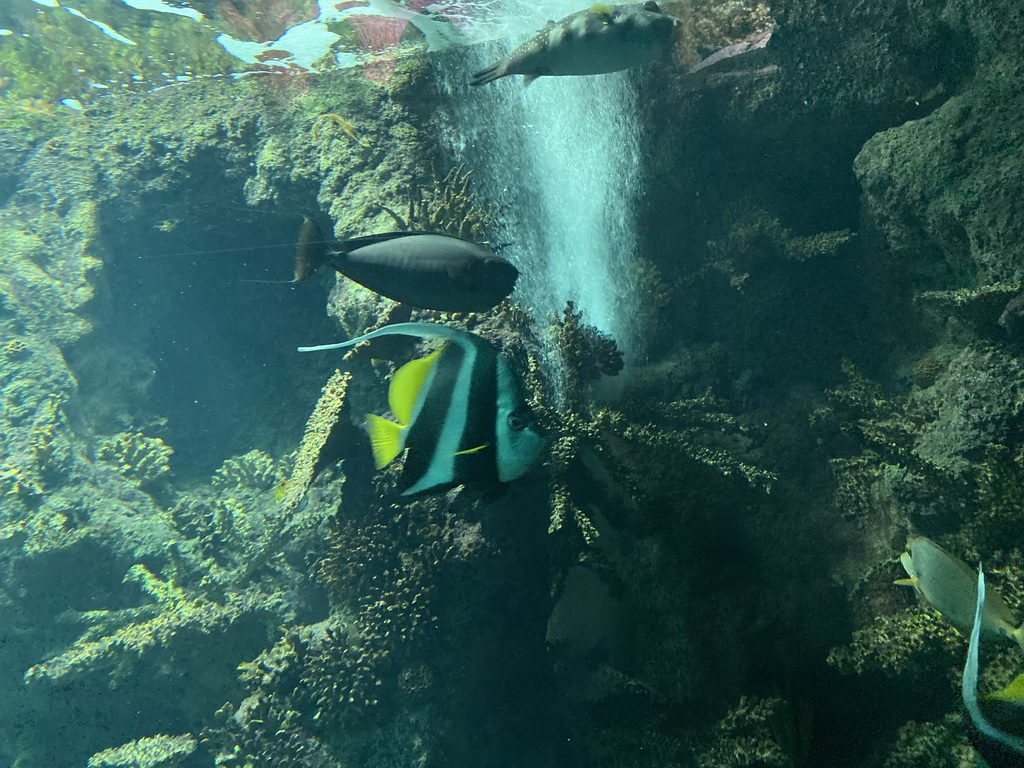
[2, 0, 1022, 766]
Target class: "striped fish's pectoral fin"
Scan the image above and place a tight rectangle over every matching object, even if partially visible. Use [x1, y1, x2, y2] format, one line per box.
[454, 444, 489, 456]
[389, 348, 443, 425]
[367, 414, 405, 469]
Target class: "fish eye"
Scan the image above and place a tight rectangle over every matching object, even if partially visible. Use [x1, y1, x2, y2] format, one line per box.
[507, 413, 527, 431]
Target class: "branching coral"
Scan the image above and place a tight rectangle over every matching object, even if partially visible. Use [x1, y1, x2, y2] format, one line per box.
[25, 565, 271, 685]
[96, 431, 173, 486]
[211, 449, 285, 490]
[527, 303, 774, 543]
[378, 164, 498, 242]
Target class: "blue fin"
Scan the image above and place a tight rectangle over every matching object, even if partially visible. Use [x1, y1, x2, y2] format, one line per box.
[298, 322, 481, 354]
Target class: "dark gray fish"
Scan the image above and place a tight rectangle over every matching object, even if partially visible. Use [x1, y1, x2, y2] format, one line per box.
[471, 1, 677, 86]
[299, 322, 546, 496]
[295, 218, 518, 313]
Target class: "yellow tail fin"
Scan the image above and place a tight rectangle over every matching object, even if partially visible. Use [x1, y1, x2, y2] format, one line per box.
[367, 414, 404, 469]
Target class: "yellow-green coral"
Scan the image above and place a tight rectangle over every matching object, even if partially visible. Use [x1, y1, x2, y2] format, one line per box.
[25, 565, 263, 684]
[694, 696, 794, 768]
[96, 431, 173, 485]
[826, 608, 962, 676]
[87, 734, 197, 768]
[1, 337, 30, 360]
[211, 449, 284, 490]
[880, 716, 974, 768]
[0, 461, 44, 500]
[280, 370, 351, 514]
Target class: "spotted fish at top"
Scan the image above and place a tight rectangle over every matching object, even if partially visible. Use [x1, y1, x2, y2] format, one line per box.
[470, 1, 677, 87]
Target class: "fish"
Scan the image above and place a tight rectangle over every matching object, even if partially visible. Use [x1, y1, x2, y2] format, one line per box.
[896, 536, 1024, 648]
[294, 218, 519, 313]
[962, 565, 1024, 767]
[470, 1, 677, 87]
[298, 322, 546, 496]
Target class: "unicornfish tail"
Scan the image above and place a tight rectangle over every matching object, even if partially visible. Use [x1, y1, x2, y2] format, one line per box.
[292, 217, 332, 282]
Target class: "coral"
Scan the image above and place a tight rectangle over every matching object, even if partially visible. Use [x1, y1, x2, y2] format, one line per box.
[0, 504, 86, 554]
[378, 164, 499, 243]
[205, 693, 339, 767]
[211, 450, 285, 490]
[24, 565, 272, 685]
[705, 205, 855, 290]
[826, 608, 962, 676]
[87, 734, 197, 768]
[0, 462, 44, 501]
[912, 356, 943, 389]
[1, 337, 30, 360]
[96, 432, 173, 486]
[312, 497, 443, 718]
[693, 696, 792, 768]
[279, 371, 351, 515]
[880, 716, 973, 768]
[915, 281, 1022, 333]
[520, 303, 774, 543]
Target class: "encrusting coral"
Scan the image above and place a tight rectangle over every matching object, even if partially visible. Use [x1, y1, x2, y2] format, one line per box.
[87, 734, 197, 768]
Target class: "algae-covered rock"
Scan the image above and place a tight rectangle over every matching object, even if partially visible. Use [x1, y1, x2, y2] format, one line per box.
[855, 79, 1024, 289]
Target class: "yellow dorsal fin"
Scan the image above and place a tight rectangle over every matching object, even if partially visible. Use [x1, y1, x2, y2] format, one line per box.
[366, 414, 405, 469]
[986, 671, 1024, 705]
[388, 347, 442, 426]
[591, 3, 614, 18]
[1012, 625, 1024, 651]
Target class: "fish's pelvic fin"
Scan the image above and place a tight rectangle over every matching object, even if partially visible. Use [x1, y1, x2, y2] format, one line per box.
[894, 577, 918, 587]
[389, 348, 442, 425]
[523, 74, 540, 87]
[367, 414, 405, 469]
[454, 444, 488, 456]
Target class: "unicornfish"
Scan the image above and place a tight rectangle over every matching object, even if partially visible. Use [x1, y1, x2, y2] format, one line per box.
[896, 536, 1024, 648]
[298, 323, 546, 495]
[963, 565, 1024, 767]
[470, 1, 677, 87]
[293, 218, 519, 313]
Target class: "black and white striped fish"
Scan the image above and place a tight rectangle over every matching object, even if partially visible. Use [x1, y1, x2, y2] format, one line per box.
[298, 323, 546, 496]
